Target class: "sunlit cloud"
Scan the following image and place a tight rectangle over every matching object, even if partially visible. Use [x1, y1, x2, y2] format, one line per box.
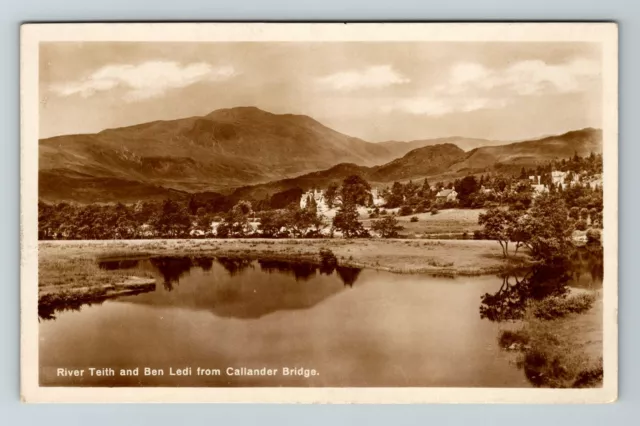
[49, 61, 236, 102]
[385, 57, 599, 117]
[316, 65, 410, 91]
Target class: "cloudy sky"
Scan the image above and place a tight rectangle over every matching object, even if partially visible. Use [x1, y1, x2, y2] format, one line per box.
[39, 42, 602, 142]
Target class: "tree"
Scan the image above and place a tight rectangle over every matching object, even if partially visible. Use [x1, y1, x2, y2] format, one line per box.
[341, 175, 372, 206]
[515, 193, 574, 262]
[151, 200, 192, 238]
[325, 183, 339, 208]
[371, 215, 404, 238]
[386, 181, 405, 208]
[220, 200, 254, 237]
[332, 202, 367, 238]
[478, 208, 518, 258]
[456, 175, 479, 207]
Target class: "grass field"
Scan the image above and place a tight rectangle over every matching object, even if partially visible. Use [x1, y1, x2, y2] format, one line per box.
[362, 208, 485, 238]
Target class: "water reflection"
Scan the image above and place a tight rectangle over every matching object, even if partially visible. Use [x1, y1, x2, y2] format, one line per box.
[479, 246, 603, 323]
[216, 257, 252, 276]
[479, 266, 571, 322]
[39, 256, 365, 321]
[149, 257, 193, 291]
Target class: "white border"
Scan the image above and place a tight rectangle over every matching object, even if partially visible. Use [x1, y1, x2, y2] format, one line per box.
[20, 23, 618, 404]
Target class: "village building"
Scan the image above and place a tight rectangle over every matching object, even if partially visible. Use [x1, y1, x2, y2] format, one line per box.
[435, 188, 458, 203]
[299, 187, 385, 211]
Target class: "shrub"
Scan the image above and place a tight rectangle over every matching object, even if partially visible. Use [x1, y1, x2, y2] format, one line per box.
[319, 248, 338, 267]
[410, 216, 419, 222]
[473, 230, 485, 240]
[380, 209, 387, 216]
[532, 293, 596, 320]
[430, 207, 439, 215]
[498, 329, 530, 350]
[575, 219, 588, 231]
[399, 205, 413, 216]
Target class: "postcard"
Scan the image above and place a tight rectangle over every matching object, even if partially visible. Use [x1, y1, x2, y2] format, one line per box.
[20, 22, 618, 403]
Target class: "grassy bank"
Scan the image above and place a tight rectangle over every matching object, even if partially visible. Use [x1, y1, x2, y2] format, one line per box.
[361, 208, 485, 238]
[498, 289, 603, 388]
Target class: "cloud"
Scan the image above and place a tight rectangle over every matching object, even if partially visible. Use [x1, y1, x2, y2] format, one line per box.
[437, 57, 600, 97]
[386, 57, 599, 117]
[49, 61, 236, 102]
[316, 65, 410, 91]
[384, 96, 508, 117]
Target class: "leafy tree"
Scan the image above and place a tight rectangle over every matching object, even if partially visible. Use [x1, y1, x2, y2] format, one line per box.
[515, 193, 575, 262]
[386, 182, 405, 208]
[478, 208, 518, 258]
[341, 175, 372, 206]
[371, 215, 404, 238]
[456, 175, 479, 207]
[151, 200, 192, 238]
[219, 200, 253, 237]
[325, 183, 340, 208]
[332, 202, 367, 238]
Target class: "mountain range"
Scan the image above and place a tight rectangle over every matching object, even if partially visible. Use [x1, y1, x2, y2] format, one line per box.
[39, 107, 603, 204]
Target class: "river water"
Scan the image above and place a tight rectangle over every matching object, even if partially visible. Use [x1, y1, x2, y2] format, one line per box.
[39, 249, 601, 387]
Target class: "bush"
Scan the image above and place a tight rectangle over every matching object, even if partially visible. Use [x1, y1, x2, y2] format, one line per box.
[473, 230, 485, 240]
[430, 207, 439, 215]
[498, 329, 530, 350]
[399, 205, 413, 216]
[586, 228, 601, 244]
[380, 209, 387, 216]
[410, 216, 419, 222]
[319, 248, 338, 267]
[575, 219, 588, 231]
[532, 293, 596, 320]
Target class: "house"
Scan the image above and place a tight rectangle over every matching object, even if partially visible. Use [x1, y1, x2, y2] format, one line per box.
[435, 189, 458, 202]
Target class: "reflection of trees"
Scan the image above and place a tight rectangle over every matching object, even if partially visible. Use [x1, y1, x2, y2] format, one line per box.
[216, 257, 252, 276]
[258, 260, 316, 281]
[336, 266, 361, 287]
[149, 257, 193, 291]
[98, 259, 140, 270]
[480, 266, 572, 322]
[569, 245, 603, 287]
[193, 257, 214, 272]
[257, 259, 362, 287]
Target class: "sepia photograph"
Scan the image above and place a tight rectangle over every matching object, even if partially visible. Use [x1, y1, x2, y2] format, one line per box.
[20, 23, 618, 403]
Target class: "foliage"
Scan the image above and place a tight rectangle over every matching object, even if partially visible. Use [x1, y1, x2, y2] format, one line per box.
[531, 293, 596, 320]
[410, 216, 419, 223]
[371, 215, 404, 238]
[332, 202, 368, 238]
[399, 205, 413, 216]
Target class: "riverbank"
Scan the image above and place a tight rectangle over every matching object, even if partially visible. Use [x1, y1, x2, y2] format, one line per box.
[499, 289, 603, 388]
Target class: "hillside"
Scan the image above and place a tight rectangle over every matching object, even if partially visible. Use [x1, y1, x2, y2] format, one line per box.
[230, 128, 603, 201]
[448, 128, 603, 174]
[40, 107, 417, 200]
[231, 144, 466, 200]
[378, 136, 504, 156]
[39, 104, 602, 204]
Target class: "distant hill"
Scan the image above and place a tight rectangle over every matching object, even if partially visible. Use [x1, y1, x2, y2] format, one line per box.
[38, 105, 602, 204]
[230, 128, 603, 201]
[448, 128, 603, 174]
[231, 143, 466, 200]
[378, 136, 504, 156]
[40, 107, 415, 200]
